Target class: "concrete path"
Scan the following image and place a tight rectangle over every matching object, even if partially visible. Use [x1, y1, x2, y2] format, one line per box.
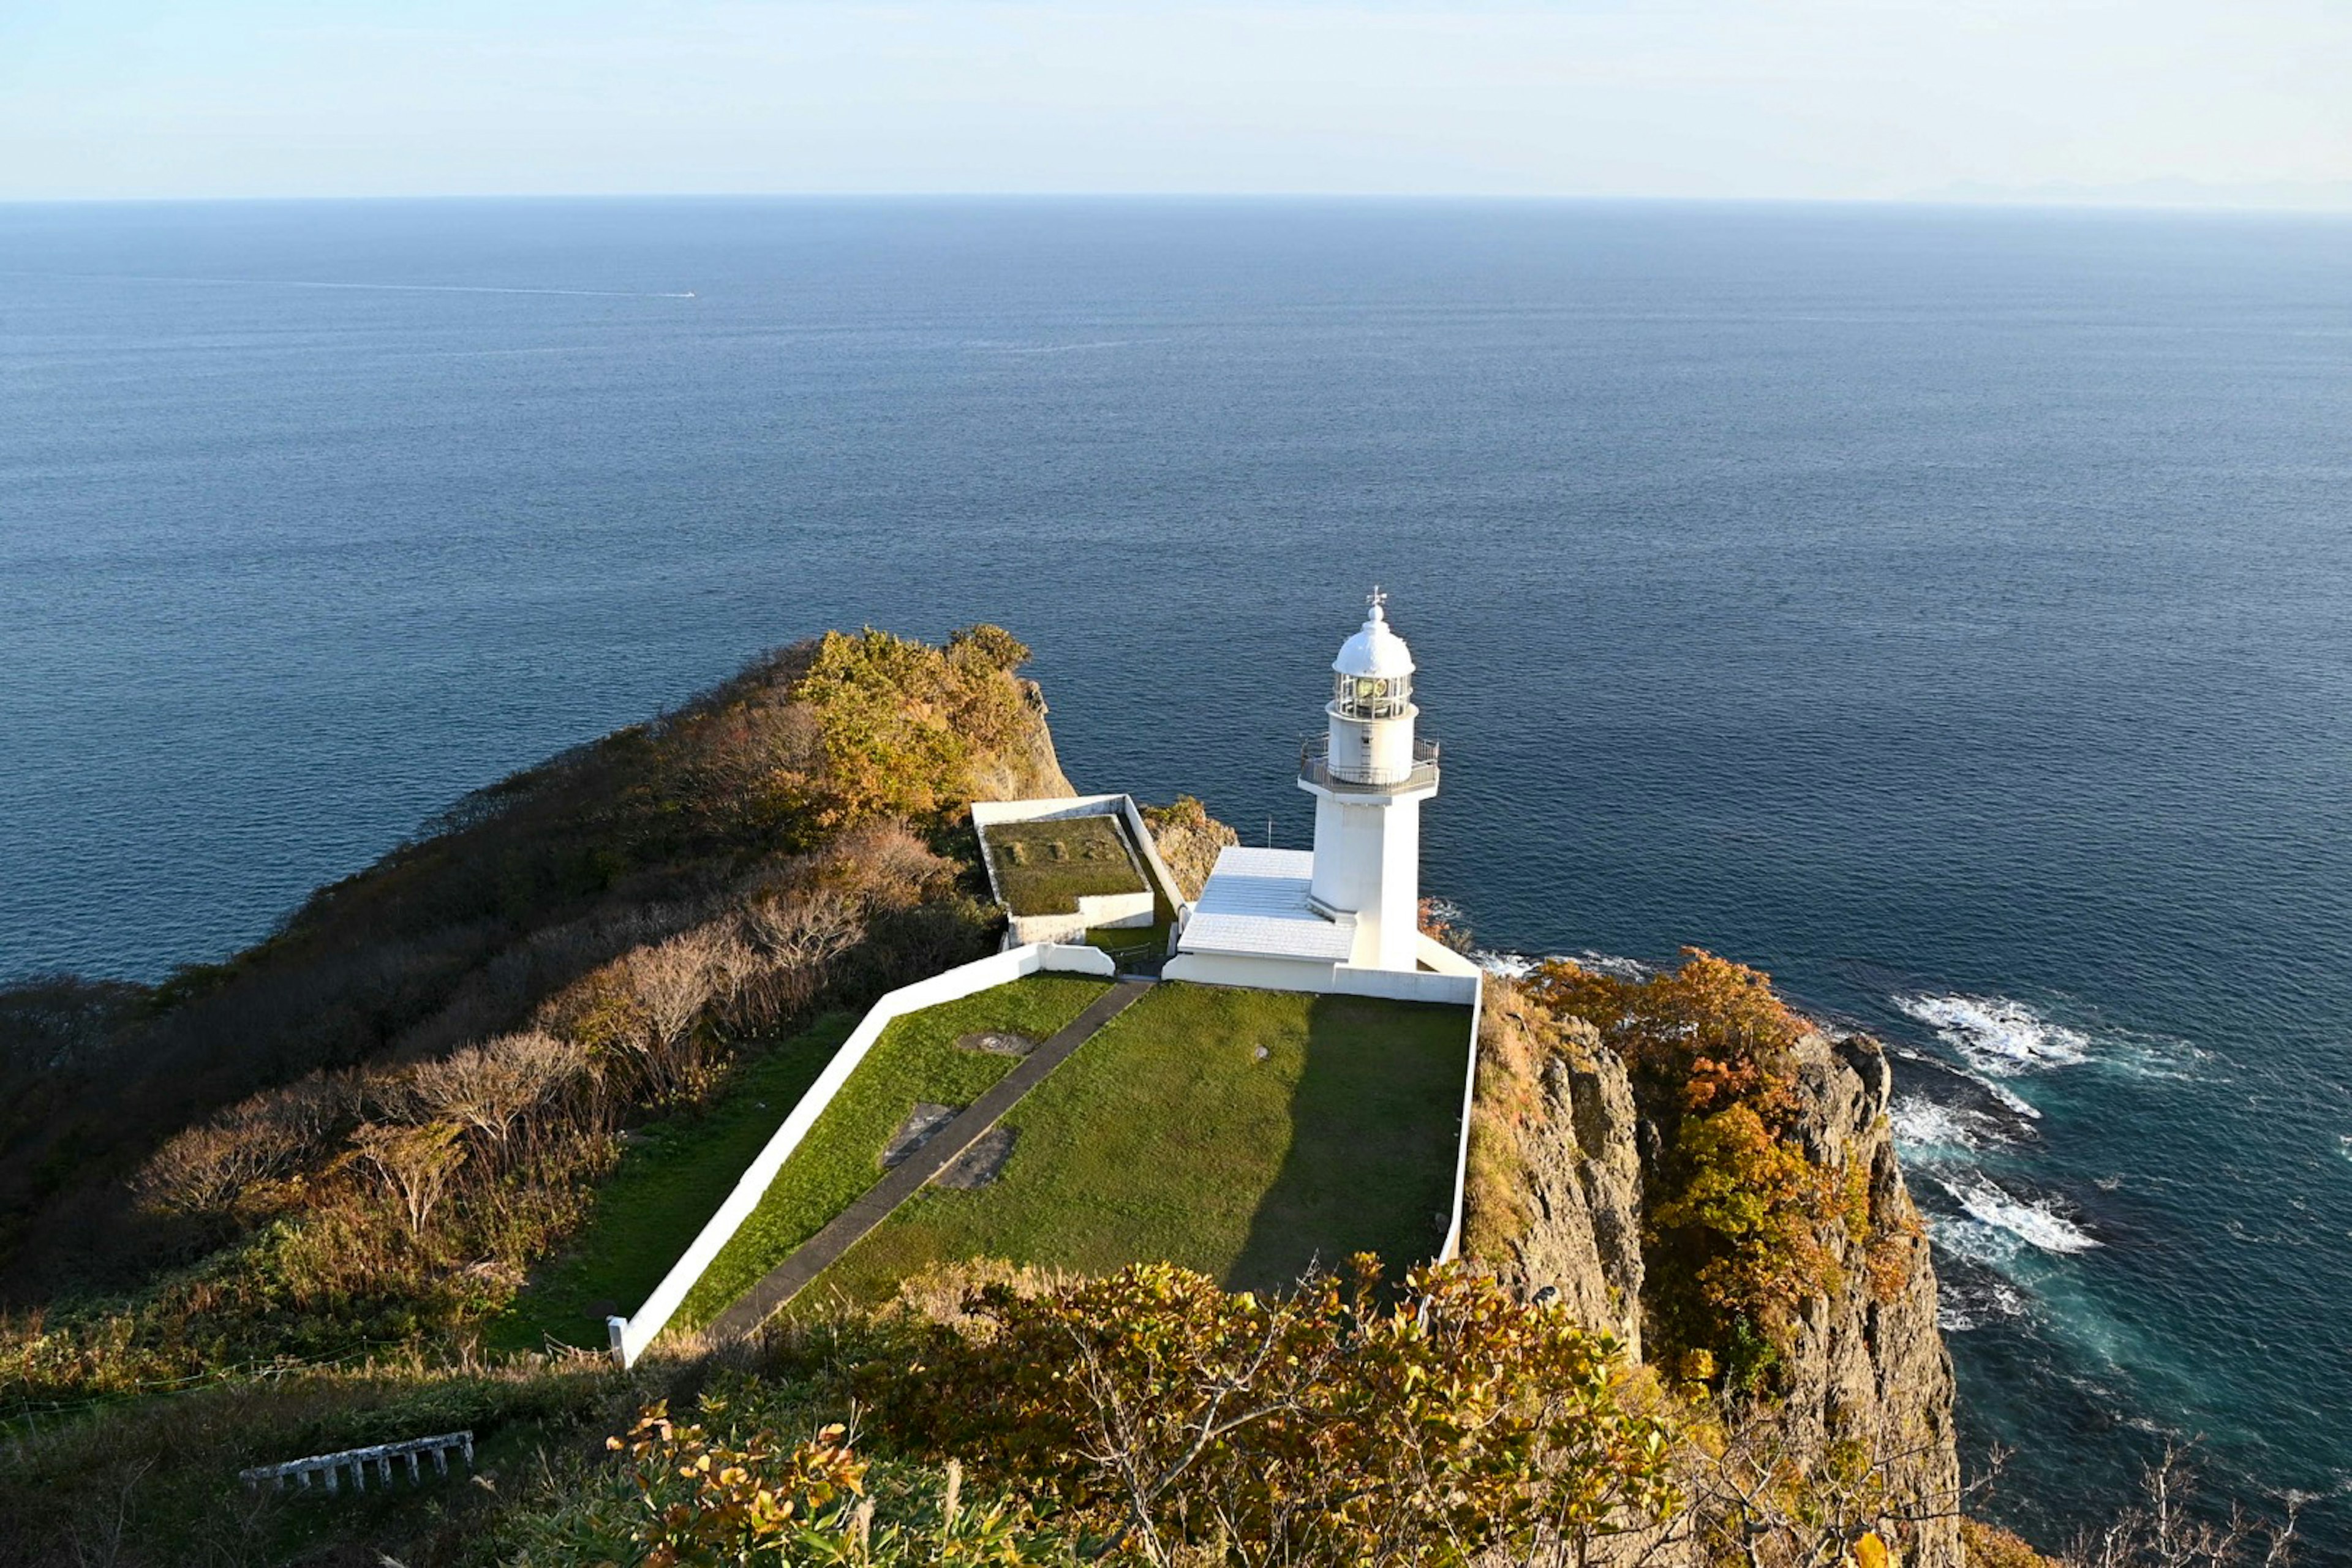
[707, 976, 1153, 1340]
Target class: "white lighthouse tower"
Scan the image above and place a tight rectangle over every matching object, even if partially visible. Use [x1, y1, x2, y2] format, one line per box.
[1302, 588, 1439, 970]
[1169, 590, 1458, 989]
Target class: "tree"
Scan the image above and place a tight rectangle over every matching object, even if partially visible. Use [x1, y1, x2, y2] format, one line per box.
[347, 1119, 466, 1236]
[1525, 950, 1845, 1388]
[409, 1029, 577, 1169]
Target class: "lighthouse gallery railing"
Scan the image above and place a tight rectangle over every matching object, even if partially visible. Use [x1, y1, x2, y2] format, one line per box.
[1298, 734, 1441, 794]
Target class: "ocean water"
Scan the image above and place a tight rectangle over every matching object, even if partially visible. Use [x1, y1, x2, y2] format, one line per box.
[5, 198, 2350, 1550]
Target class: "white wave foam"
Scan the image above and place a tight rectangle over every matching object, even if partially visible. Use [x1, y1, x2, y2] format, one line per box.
[1937, 1173, 2100, 1254]
[1890, 1095, 2014, 1156]
[1472, 948, 1651, 982]
[1894, 993, 2091, 1076]
[1937, 1275, 2031, 1332]
[2339, 1134, 2352, 1164]
[1978, 1075, 2043, 1120]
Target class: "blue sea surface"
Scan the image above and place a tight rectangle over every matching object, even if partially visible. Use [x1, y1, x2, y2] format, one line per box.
[4, 198, 2350, 1550]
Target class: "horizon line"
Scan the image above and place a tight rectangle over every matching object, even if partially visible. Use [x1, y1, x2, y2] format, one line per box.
[6, 189, 2352, 219]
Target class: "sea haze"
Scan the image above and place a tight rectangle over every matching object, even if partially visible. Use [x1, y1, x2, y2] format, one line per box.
[4, 197, 2350, 1550]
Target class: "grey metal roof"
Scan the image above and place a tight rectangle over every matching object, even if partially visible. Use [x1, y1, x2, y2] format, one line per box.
[1178, 846, 1356, 962]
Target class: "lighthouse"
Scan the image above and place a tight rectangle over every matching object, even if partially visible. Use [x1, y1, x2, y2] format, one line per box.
[1167, 590, 1464, 990]
[1302, 589, 1440, 970]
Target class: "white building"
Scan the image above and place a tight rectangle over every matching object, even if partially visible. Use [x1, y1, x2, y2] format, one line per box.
[1165, 591, 1481, 998]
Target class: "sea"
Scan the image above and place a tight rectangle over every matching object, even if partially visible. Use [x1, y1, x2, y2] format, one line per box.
[4, 197, 2349, 1552]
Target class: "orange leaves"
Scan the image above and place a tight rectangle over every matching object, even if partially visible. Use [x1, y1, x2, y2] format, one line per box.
[1528, 947, 1805, 1121]
[1525, 949, 1845, 1390]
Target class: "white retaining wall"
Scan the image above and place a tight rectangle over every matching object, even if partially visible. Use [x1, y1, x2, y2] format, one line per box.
[971, 794, 1190, 950]
[1438, 973, 1485, 1264]
[605, 941, 1117, 1366]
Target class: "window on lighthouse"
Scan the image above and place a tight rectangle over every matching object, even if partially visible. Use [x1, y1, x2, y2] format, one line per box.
[1333, 671, 1411, 719]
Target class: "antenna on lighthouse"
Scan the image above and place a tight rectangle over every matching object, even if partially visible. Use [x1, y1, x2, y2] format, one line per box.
[1366, 584, 1387, 618]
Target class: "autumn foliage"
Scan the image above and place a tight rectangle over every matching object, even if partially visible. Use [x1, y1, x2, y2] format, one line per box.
[0, 628, 1055, 1398]
[870, 1259, 1680, 1567]
[1527, 949, 1850, 1389]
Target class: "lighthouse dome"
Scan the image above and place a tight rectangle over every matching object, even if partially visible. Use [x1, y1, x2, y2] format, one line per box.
[1332, 594, 1415, 679]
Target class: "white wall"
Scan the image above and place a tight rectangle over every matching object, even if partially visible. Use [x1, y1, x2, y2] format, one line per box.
[973, 793, 1189, 952]
[1164, 949, 1479, 1008]
[604, 941, 1116, 1366]
[1006, 888, 1155, 949]
[1415, 935, 1484, 979]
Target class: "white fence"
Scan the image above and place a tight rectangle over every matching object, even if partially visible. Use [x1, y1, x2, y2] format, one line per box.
[240, 1431, 473, 1496]
[606, 941, 1117, 1366]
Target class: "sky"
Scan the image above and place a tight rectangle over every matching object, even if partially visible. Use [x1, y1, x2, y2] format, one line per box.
[2, 0, 2349, 205]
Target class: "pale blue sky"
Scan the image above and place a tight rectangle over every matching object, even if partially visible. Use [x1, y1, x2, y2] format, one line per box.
[4, 1, 2348, 204]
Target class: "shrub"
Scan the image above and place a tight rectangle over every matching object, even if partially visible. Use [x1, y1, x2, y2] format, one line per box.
[872, 1259, 1679, 1567]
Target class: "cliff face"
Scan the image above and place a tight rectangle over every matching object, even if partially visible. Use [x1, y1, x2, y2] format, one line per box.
[1786, 1031, 1961, 1564]
[967, 678, 1076, 804]
[1473, 987, 1962, 1567]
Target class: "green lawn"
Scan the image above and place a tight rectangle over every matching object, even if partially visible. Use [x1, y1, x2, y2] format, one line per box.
[673, 974, 1113, 1330]
[796, 982, 1472, 1312]
[981, 816, 1147, 915]
[1085, 918, 1170, 962]
[487, 1011, 857, 1352]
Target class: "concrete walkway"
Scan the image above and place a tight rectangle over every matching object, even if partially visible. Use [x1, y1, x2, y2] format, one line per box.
[707, 976, 1154, 1340]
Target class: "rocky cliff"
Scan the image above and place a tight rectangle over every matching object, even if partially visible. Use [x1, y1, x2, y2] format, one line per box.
[1471, 981, 1962, 1567]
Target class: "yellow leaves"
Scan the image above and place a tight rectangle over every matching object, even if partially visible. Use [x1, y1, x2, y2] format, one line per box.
[1853, 1528, 1892, 1568]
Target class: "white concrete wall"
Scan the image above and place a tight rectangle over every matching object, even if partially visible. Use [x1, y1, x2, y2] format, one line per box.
[973, 794, 1189, 953]
[1006, 889, 1156, 948]
[1163, 951, 1341, 992]
[1415, 934, 1485, 979]
[605, 941, 1117, 1367]
[1161, 949, 1479, 1008]
[1438, 974, 1485, 1265]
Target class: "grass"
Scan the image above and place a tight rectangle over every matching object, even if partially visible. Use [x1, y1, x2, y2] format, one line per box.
[673, 974, 1114, 1331]
[1085, 918, 1170, 962]
[796, 981, 1473, 1310]
[488, 1012, 859, 1352]
[981, 816, 1147, 916]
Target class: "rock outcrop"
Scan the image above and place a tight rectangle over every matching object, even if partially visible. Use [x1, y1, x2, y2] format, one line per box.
[1470, 982, 1962, 1568]
[1782, 1028, 1961, 1567]
[1140, 796, 1241, 902]
[1476, 992, 1647, 1357]
[968, 677, 1075, 803]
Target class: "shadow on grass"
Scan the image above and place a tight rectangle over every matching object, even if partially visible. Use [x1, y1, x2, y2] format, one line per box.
[1226, 994, 1469, 1292]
